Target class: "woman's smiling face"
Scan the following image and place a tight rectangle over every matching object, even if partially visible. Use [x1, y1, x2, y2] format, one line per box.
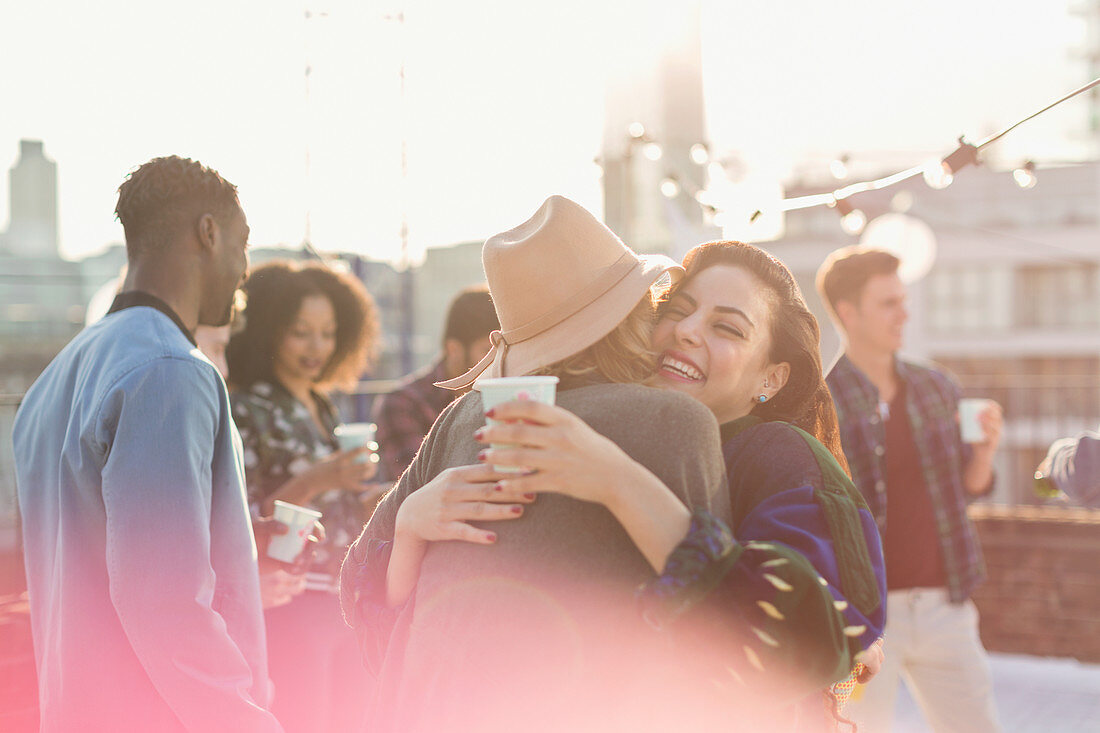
[273, 293, 338, 387]
[651, 264, 782, 425]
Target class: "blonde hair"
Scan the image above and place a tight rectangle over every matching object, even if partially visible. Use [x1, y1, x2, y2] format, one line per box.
[532, 293, 659, 384]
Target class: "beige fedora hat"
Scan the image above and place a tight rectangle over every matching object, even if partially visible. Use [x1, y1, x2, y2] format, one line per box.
[436, 195, 683, 391]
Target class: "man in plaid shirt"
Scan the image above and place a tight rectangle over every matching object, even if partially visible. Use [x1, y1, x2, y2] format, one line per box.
[817, 247, 1004, 732]
[373, 285, 499, 483]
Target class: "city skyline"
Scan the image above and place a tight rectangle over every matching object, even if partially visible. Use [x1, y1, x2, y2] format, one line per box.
[0, 0, 1089, 264]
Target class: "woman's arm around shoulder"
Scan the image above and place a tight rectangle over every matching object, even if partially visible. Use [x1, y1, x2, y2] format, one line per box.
[639, 419, 886, 697]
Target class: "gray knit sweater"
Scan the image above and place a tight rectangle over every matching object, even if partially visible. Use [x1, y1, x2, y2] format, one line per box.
[342, 381, 730, 732]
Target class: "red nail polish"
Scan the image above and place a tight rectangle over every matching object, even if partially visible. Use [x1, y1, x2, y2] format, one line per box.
[485, 408, 496, 419]
[485, 532, 497, 543]
[477, 450, 488, 462]
[510, 505, 522, 515]
[493, 483, 504, 492]
[524, 493, 535, 501]
[473, 428, 485, 441]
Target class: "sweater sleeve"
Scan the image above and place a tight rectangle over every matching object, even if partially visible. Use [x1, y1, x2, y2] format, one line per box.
[638, 422, 887, 699]
[1046, 430, 1100, 508]
[339, 397, 465, 668]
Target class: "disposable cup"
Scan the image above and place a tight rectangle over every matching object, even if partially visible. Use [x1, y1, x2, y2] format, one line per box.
[334, 422, 378, 464]
[267, 500, 322, 563]
[475, 376, 559, 473]
[958, 398, 993, 443]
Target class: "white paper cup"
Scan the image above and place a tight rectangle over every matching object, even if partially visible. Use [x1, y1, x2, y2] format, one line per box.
[958, 398, 992, 443]
[475, 376, 559, 473]
[267, 500, 322, 563]
[334, 422, 378, 464]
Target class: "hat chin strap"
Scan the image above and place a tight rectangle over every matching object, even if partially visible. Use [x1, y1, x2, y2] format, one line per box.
[434, 330, 507, 391]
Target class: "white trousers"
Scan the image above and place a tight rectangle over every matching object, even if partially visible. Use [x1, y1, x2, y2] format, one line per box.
[847, 588, 1002, 733]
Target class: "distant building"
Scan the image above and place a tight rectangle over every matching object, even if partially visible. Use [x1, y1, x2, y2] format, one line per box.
[601, 1, 718, 260]
[412, 240, 486, 370]
[0, 141, 82, 394]
[3, 140, 58, 258]
[763, 162, 1100, 505]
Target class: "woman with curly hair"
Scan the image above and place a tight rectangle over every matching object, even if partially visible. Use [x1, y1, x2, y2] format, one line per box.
[227, 258, 381, 733]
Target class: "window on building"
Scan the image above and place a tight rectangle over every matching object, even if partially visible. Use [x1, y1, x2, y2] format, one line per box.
[1015, 262, 1100, 329]
[928, 267, 999, 333]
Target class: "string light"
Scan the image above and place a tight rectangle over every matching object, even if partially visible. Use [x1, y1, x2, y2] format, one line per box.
[643, 142, 663, 161]
[1013, 161, 1037, 189]
[830, 154, 850, 180]
[747, 78, 1100, 221]
[832, 197, 867, 235]
[690, 143, 710, 165]
[660, 176, 681, 198]
[628, 122, 646, 139]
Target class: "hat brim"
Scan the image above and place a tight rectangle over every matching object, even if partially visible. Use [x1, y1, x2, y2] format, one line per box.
[485, 254, 683, 379]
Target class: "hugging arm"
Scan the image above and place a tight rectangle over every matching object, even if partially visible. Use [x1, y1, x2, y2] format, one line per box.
[483, 404, 886, 696]
[338, 399, 527, 671]
[638, 423, 886, 695]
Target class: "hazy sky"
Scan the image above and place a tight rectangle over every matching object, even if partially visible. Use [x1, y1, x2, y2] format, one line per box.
[0, 0, 1089, 262]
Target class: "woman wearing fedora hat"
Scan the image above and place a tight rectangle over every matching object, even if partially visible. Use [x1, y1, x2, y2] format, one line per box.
[473, 241, 888, 729]
[340, 197, 736, 731]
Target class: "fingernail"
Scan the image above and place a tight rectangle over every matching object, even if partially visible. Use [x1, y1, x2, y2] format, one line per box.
[510, 505, 522, 515]
[485, 408, 496, 418]
[524, 493, 535, 501]
[473, 428, 485, 441]
[493, 482, 504, 492]
[477, 450, 488, 462]
[485, 532, 497, 543]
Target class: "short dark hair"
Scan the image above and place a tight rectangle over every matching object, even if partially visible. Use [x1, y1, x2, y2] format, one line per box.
[227, 260, 380, 393]
[442, 284, 499, 348]
[815, 247, 900, 319]
[115, 156, 240, 257]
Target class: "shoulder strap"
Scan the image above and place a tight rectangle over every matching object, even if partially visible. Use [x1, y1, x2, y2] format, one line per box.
[787, 423, 882, 616]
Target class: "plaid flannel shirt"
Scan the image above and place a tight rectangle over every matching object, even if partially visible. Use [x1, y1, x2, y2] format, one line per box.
[372, 359, 457, 483]
[826, 354, 987, 602]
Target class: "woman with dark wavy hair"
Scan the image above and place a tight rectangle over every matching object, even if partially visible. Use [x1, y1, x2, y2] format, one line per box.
[227, 259, 381, 733]
[478, 241, 887, 729]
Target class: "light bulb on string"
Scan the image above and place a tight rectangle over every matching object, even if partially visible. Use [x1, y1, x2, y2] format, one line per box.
[923, 138, 979, 190]
[659, 177, 681, 198]
[1013, 161, 1037, 189]
[643, 142, 663, 161]
[921, 160, 954, 189]
[832, 197, 867, 235]
[628, 122, 646, 139]
[841, 209, 867, 235]
[690, 143, 709, 165]
[830, 155, 850, 180]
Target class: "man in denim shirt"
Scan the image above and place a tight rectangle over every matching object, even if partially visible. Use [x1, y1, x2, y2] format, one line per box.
[817, 247, 1003, 732]
[13, 157, 281, 731]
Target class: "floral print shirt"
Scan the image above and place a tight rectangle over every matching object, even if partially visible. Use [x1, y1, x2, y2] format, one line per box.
[231, 379, 368, 591]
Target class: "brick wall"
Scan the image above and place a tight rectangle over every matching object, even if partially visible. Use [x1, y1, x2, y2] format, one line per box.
[969, 504, 1100, 662]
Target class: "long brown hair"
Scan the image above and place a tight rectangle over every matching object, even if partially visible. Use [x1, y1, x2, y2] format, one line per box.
[675, 241, 849, 471]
